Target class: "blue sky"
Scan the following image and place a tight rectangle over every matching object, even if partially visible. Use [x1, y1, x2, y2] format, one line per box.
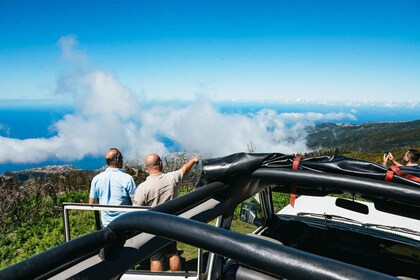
[1, 0, 419, 104]
[0, 0, 420, 168]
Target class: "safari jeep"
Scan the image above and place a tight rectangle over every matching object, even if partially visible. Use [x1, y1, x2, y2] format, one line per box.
[1, 153, 419, 280]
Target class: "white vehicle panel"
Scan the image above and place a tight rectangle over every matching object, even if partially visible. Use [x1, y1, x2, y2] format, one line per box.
[279, 195, 420, 240]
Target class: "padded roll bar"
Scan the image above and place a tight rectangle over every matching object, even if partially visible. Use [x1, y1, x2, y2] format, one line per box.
[252, 168, 420, 206]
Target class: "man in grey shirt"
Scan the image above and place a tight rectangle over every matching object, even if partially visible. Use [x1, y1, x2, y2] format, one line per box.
[134, 153, 199, 272]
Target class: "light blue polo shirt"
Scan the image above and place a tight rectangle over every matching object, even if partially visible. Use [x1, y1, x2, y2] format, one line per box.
[89, 168, 136, 227]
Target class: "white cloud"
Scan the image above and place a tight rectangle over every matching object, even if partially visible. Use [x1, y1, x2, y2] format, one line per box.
[0, 36, 357, 165]
[58, 35, 89, 68]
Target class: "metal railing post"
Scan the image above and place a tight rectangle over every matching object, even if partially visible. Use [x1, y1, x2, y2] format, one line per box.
[63, 206, 71, 242]
[94, 211, 101, 230]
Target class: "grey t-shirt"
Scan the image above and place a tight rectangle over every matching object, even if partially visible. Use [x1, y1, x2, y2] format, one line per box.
[134, 170, 183, 207]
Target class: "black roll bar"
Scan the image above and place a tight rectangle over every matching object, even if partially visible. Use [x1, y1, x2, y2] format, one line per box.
[106, 211, 397, 280]
[252, 168, 420, 206]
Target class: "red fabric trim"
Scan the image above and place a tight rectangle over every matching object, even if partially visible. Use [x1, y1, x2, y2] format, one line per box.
[289, 192, 296, 207]
[289, 156, 302, 207]
[292, 156, 302, 171]
[385, 170, 394, 182]
[390, 165, 420, 183]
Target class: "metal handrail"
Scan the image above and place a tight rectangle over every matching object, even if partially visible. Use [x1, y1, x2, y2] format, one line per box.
[62, 203, 151, 242]
[62, 202, 152, 211]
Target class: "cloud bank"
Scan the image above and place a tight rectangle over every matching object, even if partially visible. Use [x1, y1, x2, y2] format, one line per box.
[0, 36, 356, 165]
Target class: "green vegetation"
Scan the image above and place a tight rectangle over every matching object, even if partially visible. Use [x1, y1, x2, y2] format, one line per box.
[0, 168, 97, 269]
[307, 120, 420, 153]
[0, 190, 94, 268]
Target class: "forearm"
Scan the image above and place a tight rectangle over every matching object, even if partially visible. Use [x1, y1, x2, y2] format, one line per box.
[390, 159, 403, 166]
[89, 197, 98, 204]
[181, 157, 199, 174]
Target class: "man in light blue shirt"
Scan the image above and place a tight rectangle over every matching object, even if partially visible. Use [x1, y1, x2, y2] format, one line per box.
[89, 148, 136, 227]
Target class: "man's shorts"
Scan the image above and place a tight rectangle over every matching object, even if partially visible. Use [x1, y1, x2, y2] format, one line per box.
[150, 241, 178, 261]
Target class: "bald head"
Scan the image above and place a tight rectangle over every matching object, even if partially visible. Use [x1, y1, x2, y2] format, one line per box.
[105, 148, 123, 168]
[145, 153, 162, 173]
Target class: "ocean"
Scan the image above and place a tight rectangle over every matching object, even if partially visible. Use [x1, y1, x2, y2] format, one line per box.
[0, 105, 105, 174]
[0, 102, 419, 174]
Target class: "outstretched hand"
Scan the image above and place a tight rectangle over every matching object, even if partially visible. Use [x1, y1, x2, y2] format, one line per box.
[383, 152, 393, 166]
[181, 157, 200, 174]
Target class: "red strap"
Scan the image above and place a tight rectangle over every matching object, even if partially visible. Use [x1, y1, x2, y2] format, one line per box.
[389, 165, 420, 183]
[385, 170, 394, 182]
[289, 156, 302, 207]
[292, 156, 302, 171]
[289, 193, 296, 207]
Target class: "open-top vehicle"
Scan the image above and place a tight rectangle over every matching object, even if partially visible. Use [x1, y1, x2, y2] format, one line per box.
[1, 153, 420, 279]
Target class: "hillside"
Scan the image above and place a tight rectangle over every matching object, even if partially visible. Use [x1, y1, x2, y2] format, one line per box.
[3, 165, 81, 184]
[307, 120, 420, 153]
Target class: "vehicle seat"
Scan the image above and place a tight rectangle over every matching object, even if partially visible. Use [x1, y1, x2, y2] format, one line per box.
[223, 262, 281, 280]
[223, 235, 283, 280]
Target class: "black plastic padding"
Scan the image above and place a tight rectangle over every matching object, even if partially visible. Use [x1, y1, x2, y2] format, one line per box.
[201, 153, 420, 188]
[336, 198, 369, 214]
[199, 152, 274, 184]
